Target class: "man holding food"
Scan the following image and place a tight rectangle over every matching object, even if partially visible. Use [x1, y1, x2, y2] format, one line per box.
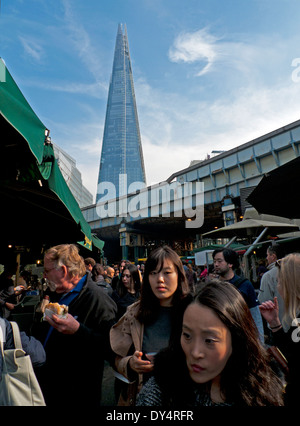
[33, 244, 117, 406]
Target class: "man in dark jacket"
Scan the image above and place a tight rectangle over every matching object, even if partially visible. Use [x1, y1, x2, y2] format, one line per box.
[33, 244, 117, 407]
[213, 248, 264, 342]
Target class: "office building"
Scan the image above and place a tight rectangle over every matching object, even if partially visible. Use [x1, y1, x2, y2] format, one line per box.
[96, 24, 146, 202]
[53, 143, 93, 208]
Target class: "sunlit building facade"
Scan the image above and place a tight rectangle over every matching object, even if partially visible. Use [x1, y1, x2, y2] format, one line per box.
[53, 143, 93, 208]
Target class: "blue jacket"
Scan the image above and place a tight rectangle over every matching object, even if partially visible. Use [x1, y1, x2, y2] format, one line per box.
[229, 274, 264, 342]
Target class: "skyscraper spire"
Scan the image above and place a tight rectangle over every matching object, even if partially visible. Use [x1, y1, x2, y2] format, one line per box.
[96, 24, 146, 202]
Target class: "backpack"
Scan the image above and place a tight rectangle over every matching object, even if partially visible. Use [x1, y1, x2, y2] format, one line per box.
[0, 320, 46, 406]
[232, 276, 248, 289]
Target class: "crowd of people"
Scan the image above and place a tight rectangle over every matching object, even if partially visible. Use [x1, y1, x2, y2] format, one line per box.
[0, 242, 299, 407]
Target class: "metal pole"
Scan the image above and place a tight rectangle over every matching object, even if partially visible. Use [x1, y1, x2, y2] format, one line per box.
[244, 227, 269, 257]
[243, 227, 269, 278]
[224, 236, 237, 247]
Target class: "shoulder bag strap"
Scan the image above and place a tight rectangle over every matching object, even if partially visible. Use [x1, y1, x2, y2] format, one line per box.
[0, 318, 6, 342]
[0, 318, 5, 355]
[10, 321, 23, 350]
[0, 325, 4, 354]
[232, 277, 247, 289]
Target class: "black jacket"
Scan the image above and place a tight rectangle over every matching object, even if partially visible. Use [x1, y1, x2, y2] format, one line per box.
[33, 273, 117, 406]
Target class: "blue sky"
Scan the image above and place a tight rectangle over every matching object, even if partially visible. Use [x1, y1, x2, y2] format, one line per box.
[1, 0, 300, 201]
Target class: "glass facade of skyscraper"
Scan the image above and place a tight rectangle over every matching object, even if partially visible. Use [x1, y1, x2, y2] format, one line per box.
[96, 24, 146, 202]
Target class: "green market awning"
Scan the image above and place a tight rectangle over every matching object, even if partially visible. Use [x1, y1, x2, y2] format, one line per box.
[0, 58, 104, 254]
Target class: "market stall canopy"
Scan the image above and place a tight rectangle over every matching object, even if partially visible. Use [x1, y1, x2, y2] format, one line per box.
[202, 218, 299, 239]
[0, 58, 104, 257]
[246, 155, 300, 219]
[193, 243, 247, 252]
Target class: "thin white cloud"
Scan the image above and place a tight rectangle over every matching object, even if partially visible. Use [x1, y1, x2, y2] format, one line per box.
[23, 79, 106, 98]
[19, 36, 44, 61]
[168, 28, 284, 81]
[61, 0, 105, 82]
[168, 28, 220, 76]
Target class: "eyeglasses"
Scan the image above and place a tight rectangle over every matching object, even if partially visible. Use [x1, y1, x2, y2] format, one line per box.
[122, 274, 131, 278]
[275, 259, 282, 269]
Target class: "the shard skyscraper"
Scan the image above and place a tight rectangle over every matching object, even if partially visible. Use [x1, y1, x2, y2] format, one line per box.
[96, 24, 146, 203]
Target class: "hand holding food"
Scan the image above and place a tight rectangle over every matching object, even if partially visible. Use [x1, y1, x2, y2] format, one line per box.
[44, 302, 80, 334]
[44, 302, 68, 319]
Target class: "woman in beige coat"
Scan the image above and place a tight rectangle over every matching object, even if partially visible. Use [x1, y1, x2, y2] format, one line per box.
[110, 245, 190, 405]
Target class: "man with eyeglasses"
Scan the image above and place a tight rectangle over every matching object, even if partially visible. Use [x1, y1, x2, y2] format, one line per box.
[32, 244, 117, 406]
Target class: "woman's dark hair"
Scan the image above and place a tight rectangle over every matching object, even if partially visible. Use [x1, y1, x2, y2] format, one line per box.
[137, 245, 189, 324]
[91, 263, 104, 281]
[154, 280, 284, 406]
[116, 263, 141, 298]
